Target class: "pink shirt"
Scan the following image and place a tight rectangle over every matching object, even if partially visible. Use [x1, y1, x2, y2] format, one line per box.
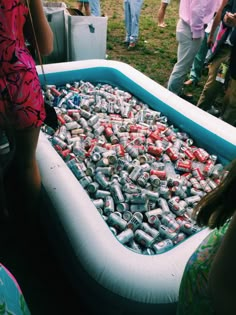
[179, 0, 222, 39]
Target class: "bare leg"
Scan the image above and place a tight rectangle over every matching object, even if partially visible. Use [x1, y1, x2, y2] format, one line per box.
[157, 3, 168, 27]
[77, 2, 83, 12]
[84, 3, 91, 16]
[6, 127, 41, 213]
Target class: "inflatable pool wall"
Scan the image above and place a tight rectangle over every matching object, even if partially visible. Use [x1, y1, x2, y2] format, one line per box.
[36, 60, 236, 315]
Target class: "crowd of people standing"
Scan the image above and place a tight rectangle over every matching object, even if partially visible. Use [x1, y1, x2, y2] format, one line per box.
[122, 0, 236, 127]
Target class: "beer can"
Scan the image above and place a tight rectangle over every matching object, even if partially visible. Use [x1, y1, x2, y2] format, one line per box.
[141, 222, 161, 239]
[117, 229, 134, 244]
[161, 215, 181, 233]
[159, 225, 177, 240]
[87, 182, 99, 194]
[129, 240, 143, 254]
[117, 203, 130, 213]
[130, 202, 149, 213]
[122, 210, 133, 221]
[142, 248, 155, 255]
[134, 229, 154, 248]
[107, 213, 127, 231]
[103, 196, 115, 215]
[127, 214, 143, 231]
[92, 199, 104, 209]
[152, 239, 173, 254]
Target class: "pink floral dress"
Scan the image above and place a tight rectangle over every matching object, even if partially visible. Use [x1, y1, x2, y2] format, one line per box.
[0, 0, 45, 130]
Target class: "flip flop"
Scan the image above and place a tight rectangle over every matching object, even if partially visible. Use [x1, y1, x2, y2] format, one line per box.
[158, 23, 167, 28]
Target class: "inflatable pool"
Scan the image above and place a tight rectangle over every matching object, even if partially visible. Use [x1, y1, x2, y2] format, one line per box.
[36, 60, 236, 315]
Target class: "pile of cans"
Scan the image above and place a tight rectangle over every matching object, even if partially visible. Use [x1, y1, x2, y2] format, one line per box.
[41, 80, 226, 255]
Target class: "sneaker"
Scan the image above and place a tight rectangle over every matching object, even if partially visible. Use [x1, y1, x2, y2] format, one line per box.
[128, 42, 136, 49]
[207, 106, 220, 116]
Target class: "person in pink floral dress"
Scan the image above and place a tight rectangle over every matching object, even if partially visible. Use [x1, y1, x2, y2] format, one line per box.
[0, 0, 53, 212]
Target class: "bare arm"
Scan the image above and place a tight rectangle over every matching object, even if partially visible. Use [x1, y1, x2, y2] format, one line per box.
[207, 0, 228, 48]
[27, 0, 53, 56]
[208, 211, 236, 314]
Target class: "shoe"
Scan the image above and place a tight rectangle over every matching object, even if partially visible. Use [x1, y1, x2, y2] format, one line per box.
[207, 106, 220, 116]
[158, 23, 167, 28]
[128, 42, 136, 49]
[184, 79, 197, 87]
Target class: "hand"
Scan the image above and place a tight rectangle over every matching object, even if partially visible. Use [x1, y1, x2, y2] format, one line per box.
[224, 11, 236, 27]
[207, 35, 214, 48]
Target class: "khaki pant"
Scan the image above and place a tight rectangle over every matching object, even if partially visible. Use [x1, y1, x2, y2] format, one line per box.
[221, 77, 236, 126]
[197, 45, 231, 111]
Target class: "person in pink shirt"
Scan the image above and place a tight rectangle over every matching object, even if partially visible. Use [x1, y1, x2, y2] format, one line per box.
[167, 0, 221, 98]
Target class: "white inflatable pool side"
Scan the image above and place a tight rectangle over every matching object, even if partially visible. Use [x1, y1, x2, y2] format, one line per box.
[36, 60, 236, 311]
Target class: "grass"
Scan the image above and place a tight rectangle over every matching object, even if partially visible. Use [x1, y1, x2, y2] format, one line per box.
[46, 0, 209, 104]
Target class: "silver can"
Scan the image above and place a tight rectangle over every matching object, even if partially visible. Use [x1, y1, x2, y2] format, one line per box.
[152, 239, 173, 254]
[117, 229, 134, 244]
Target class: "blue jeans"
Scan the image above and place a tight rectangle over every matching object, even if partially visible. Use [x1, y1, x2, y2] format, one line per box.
[90, 0, 101, 16]
[124, 0, 143, 43]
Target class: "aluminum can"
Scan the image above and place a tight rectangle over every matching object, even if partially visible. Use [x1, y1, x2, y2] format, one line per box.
[173, 232, 187, 245]
[94, 171, 110, 188]
[161, 215, 181, 233]
[129, 166, 143, 181]
[129, 240, 143, 254]
[117, 203, 130, 213]
[52, 136, 67, 150]
[150, 169, 166, 180]
[92, 198, 104, 208]
[134, 229, 155, 248]
[122, 210, 133, 221]
[130, 203, 149, 213]
[145, 208, 163, 221]
[189, 177, 201, 190]
[149, 175, 161, 187]
[152, 239, 173, 254]
[110, 183, 125, 203]
[122, 183, 142, 194]
[87, 182, 99, 194]
[103, 196, 115, 215]
[141, 222, 161, 240]
[125, 192, 147, 204]
[126, 144, 139, 158]
[142, 248, 155, 255]
[175, 159, 192, 172]
[79, 176, 92, 188]
[147, 215, 161, 229]
[127, 213, 143, 231]
[117, 229, 134, 244]
[137, 172, 150, 187]
[184, 195, 201, 206]
[107, 213, 127, 231]
[179, 221, 200, 235]
[95, 190, 111, 198]
[109, 227, 117, 236]
[145, 190, 160, 201]
[65, 121, 80, 131]
[159, 225, 177, 240]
